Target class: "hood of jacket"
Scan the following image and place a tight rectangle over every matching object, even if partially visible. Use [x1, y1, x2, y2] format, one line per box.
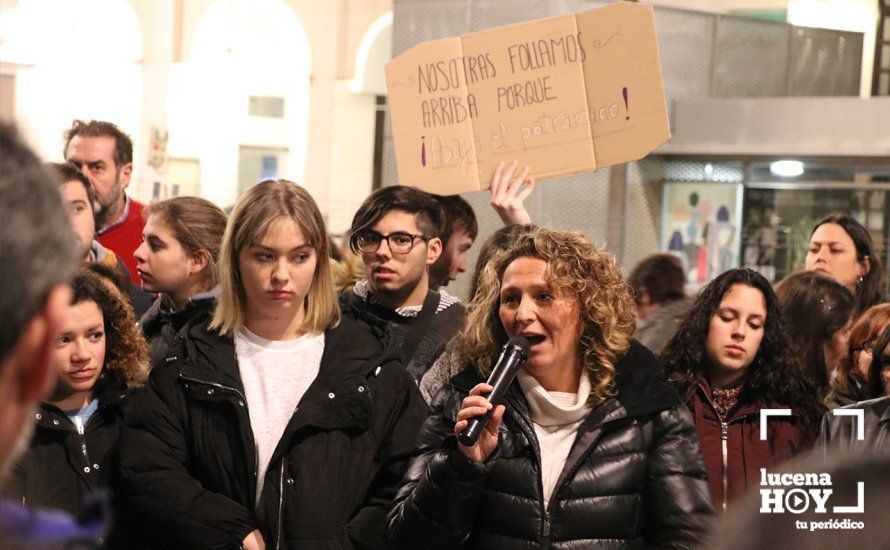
[140, 291, 217, 335]
[36, 372, 129, 431]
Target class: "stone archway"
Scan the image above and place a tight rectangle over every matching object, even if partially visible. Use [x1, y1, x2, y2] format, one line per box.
[1, 0, 143, 163]
[350, 11, 392, 95]
[170, 0, 312, 206]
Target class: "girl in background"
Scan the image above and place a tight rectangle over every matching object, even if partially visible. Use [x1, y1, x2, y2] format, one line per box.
[805, 213, 885, 317]
[661, 268, 825, 511]
[774, 271, 855, 398]
[826, 303, 890, 408]
[135, 196, 227, 366]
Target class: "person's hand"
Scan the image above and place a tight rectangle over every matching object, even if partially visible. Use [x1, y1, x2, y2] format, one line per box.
[856, 345, 874, 378]
[242, 530, 266, 550]
[454, 383, 504, 463]
[490, 161, 534, 226]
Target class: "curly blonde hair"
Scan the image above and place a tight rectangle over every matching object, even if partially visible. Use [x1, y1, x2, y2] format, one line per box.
[70, 268, 149, 388]
[460, 227, 636, 404]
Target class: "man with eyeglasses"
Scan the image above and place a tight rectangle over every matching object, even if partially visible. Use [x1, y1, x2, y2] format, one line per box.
[342, 186, 465, 382]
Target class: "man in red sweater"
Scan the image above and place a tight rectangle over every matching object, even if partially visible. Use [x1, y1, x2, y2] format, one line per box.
[64, 120, 144, 283]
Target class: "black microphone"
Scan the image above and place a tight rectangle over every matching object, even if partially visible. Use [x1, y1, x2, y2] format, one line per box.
[458, 336, 530, 447]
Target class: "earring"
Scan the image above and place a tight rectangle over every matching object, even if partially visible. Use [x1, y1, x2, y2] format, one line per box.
[858, 275, 864, 285]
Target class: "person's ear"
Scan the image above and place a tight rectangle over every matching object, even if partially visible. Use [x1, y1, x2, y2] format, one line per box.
[8, 285, 71, 403]
[860, 256, 871, 278]
[426, 237, 443, 266]
[190, 249, 210, 277]
[119, 162, 133, 189]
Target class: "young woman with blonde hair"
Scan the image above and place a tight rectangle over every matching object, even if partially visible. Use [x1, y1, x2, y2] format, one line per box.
[119, 180, 426, 549]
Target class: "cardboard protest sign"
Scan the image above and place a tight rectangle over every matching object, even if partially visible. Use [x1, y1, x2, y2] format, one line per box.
[385, 1, 669, 195]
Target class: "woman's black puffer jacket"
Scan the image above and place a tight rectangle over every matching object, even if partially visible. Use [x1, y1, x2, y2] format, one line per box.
[387, 341, 714, 549]
[139, 293, 216, 368]
[3, 373, 130, 515]
[118, 306, 427, 549]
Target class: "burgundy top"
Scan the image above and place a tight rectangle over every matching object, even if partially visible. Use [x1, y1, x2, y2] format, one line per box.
[686, 380, 814, 510]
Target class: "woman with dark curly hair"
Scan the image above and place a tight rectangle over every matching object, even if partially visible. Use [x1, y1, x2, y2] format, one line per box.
[2, 267, 148, 515]
[388, 226, 713, 548]
[661, 268, 826, 511]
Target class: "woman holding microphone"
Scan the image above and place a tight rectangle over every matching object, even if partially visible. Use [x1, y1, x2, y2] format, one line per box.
[387, 227, 713, 548]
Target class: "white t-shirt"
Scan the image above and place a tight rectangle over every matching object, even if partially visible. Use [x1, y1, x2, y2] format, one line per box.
[235, 327, 326, 505]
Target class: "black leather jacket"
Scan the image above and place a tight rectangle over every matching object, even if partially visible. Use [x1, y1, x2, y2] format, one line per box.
[387, 341, 714, 549]
[818, 396, 890, 452]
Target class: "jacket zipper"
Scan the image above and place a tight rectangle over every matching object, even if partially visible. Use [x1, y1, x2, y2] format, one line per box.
[699, 387, 750, 511]
[503, 397, 550, 545]
[720, 421, 728, 512]
[178, 375, 260, 500]
[275, 461, 285, 550]
[73, 416, 94, 477]
[273, 403, 299, 550]
[540, 413, 622, 545]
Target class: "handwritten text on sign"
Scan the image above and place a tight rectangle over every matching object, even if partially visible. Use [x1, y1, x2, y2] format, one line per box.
[417, 33, 591, 127]
[385, 2, 670, 195]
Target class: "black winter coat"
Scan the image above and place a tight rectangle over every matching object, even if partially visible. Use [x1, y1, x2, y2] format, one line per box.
[387, 341, 714, 549]
[340, 289, 465, 382]
[3, 374, 129, 515]
[139, 292, 216, 368]
[117, 308, 427, 550]
[818, 395, 890, 452]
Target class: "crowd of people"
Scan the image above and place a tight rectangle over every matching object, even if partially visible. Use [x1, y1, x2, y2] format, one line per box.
[1, 119, 888, 549]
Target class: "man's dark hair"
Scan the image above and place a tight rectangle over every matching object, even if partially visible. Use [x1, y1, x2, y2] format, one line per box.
[1, 123, 80, 361]
[348, 185, 445, 253]
[627, 253, 685, 306]
[48, 161, 95, 206]
[63, 119, 133, 168]
[434, 194, 478, 244]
